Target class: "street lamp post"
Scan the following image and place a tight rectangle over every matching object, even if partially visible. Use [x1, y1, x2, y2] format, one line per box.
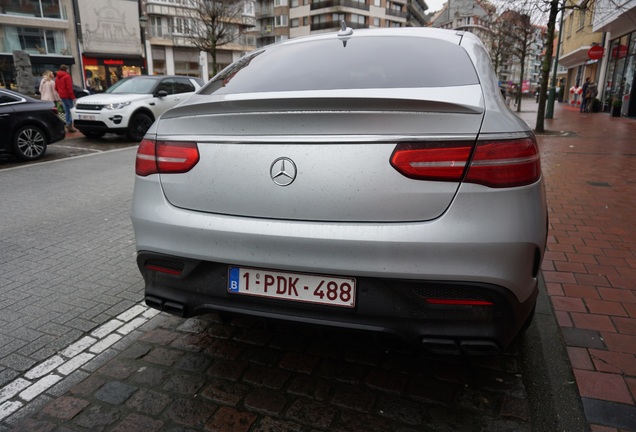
[139, 14, 148, 75]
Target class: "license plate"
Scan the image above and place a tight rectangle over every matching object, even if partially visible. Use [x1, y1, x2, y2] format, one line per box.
[228, 266, 356, 308]
[78, 114, 95, 121]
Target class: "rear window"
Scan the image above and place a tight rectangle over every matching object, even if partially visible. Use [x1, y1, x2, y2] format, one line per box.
[200, 36, 479, 96]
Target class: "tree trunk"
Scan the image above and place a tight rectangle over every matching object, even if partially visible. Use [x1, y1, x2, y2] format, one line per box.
[516, 48, 526, 113]
[211, 43, 218, 77]
[535, 0, 560, 133]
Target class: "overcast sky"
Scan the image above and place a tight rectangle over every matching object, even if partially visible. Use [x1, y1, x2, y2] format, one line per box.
[426, 0, 445, 13]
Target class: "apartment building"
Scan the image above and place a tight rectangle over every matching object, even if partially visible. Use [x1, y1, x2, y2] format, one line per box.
[558, 1, 603, 103]
[428, 0, 495, 43]
[142, 0, 257, 80]
[0, 0, 81, 91]
[252, 0, 429, 47]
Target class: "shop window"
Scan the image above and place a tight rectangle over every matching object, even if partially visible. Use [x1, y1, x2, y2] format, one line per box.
[175, 61, 199, 77]
[153, 60, 166, 75]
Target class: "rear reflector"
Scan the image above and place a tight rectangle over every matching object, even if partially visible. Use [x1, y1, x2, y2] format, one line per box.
[136, 139, 199, 176]
[391, 136, 541, 188]
[425, 298, 493, 306]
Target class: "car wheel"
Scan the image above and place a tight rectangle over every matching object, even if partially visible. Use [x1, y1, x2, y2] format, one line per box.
[13, 125, 47, 161]
[81, 131, 106, 139]
[127, 113, 153, 141]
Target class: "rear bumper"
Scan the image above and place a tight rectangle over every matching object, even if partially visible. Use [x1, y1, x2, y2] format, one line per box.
[73, 119, 127, 135]
[138, 251, 538, 355]
[50, 122, 66, 144]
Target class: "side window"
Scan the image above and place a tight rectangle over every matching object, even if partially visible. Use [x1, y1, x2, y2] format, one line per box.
[174, 78, 196, 94]
[0, 94, 19, 104]
[155, 79, 175, 95]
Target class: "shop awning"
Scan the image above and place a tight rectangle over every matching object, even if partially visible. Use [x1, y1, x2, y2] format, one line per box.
[558, 46, 593, 68]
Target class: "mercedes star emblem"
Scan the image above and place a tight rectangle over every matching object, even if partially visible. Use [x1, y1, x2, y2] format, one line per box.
[270, 157, 297, 186]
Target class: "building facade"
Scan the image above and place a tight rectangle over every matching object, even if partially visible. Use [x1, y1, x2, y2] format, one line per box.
[286, 0, 429, 44]
[0, 0, 81, 92]
[1, 0, 432, 93]
[593, 0, 636, 116]
[428, 0, 495, 43]
[77, 0, 146, 91]
[142, 0, 257, 81]
[559, 0, 603, 104]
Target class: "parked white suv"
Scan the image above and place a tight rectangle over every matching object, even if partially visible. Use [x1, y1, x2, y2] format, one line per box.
[71, 75, 204, 141]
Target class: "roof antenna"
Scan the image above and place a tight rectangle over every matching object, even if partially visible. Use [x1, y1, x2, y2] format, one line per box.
[338, 20, 353, 47]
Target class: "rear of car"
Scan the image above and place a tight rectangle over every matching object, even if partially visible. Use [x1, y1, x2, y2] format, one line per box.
[0, 89, 65, 161]
[131, 28, 547, 355]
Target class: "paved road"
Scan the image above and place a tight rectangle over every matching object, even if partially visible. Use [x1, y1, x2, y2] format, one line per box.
[0, 138, 586, 431]
[0, 132, 137, 169]
[0, 147, 142, 375]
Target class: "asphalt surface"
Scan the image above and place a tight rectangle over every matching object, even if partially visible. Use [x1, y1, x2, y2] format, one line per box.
[0, 123, 588, 431]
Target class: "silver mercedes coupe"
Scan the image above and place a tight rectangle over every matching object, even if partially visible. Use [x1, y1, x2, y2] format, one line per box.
[131, 27, 548, 355]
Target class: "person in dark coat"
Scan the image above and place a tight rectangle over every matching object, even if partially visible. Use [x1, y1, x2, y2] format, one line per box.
[580, 77, 590, 113]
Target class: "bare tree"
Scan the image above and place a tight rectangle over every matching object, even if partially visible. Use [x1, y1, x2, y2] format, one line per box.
[498, 6, 540, 112]
[496, 0, 632, 131]
[185, 0, 252, 77]
[488, 17, 513, 79]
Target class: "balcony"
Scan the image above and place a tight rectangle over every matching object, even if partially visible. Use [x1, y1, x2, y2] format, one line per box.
[0, 2, 67, 20]
[386, 8, 407, 18]
[257, 5, 275, 17]
[407, 1, 426, 22]
[311, 0, 370, 11]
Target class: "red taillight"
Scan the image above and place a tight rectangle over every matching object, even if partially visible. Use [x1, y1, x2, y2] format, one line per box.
[390, 141, 473, 181]
[390, 136, 541, 188]
[465, 137, 541, 188]
[135, 139, 199, 176]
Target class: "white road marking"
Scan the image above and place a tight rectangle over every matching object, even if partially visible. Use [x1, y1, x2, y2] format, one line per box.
[0, 303, 160, 421]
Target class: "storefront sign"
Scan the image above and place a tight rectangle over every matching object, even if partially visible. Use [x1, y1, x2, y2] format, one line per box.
[588, 45, 604, 60]
[612, 44, 628, 59]
[104, 59, 125, 65]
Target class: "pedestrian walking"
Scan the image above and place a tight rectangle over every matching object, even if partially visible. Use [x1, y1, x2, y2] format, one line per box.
[54, 64, 77, 132]
[580, 77, 590, 113]
[584, 81, 598, 113]
[38, 70, 60, 103]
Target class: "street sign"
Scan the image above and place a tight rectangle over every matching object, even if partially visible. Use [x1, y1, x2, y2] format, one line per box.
[588, 45, 604, 60]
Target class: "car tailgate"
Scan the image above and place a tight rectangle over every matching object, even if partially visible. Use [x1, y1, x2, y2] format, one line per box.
[155, 88, 484, 222]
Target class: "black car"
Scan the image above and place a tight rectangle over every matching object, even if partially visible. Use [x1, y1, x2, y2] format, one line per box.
[0, 88, 66, 161]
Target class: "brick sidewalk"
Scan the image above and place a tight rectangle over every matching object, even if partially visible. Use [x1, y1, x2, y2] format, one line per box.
[520, 101, 636, 431]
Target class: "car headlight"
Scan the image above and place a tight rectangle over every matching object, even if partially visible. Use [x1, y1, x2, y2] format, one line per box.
[105, 101, 132, 110]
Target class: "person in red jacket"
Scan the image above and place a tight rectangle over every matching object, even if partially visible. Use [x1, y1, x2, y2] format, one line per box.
[55, 64, 77, 132]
